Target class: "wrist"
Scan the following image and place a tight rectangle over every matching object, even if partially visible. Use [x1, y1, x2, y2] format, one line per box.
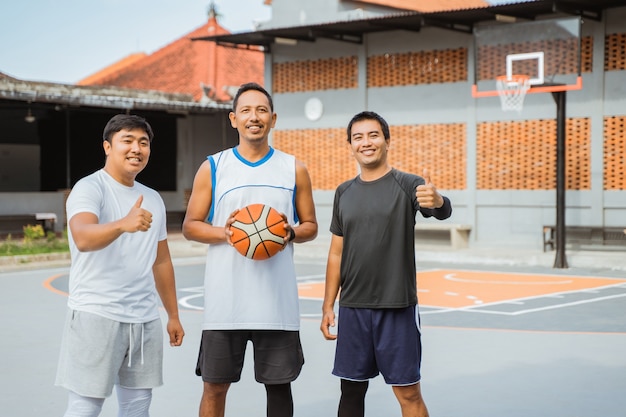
[289, 227, 296, 242]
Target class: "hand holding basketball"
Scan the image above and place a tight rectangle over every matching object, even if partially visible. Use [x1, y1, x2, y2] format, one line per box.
[223, 208, 240, 245]
[229, 204, 288, 260]
[416, 169, 444, 209]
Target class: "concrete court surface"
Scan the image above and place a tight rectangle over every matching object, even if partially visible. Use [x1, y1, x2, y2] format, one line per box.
[1, 237, 626, 417]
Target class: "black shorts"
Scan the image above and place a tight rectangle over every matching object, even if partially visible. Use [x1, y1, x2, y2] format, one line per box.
[196, 330, 304, 384]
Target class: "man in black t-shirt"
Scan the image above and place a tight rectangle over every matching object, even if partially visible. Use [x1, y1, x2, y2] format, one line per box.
[320, 111, 452, 417]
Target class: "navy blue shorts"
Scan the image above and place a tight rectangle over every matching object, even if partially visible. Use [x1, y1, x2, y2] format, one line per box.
[332, 305, 422, 385]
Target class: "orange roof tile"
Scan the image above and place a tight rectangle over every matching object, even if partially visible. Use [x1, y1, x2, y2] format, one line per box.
[78, 15, 263, 103]
[77, 53, 147, 86]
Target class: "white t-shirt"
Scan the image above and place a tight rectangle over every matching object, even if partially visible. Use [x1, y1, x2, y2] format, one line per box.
[202, 147, 300, 331]
[65, 169, 167, 323]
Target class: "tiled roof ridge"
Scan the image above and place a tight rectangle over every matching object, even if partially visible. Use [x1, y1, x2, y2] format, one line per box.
[139, 16, 231, 68]
[77, 53, 147, 85]
[77, 15, 230, 88]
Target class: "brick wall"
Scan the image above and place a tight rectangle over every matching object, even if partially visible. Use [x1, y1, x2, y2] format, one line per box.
[388, 124, 466, 190]
[605, 33, 626, 71]
[476, 37, 592, 81]
[604, 116, 626, 190]
[368, 48, 467, 86]
[273, 128, 354, 190]
[273, 57, 358, 93]
[477, 119, 590, 190]
[272, 33, 626, 192]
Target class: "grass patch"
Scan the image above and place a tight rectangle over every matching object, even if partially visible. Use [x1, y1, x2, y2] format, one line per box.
[0, 225, 69, 257]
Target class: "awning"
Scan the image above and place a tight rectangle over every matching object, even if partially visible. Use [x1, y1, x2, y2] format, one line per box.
[193, 0, 624, 50]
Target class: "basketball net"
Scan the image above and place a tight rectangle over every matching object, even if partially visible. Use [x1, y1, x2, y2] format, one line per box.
[496, 75, 531, 112]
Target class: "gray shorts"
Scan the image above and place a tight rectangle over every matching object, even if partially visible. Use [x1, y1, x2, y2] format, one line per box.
[55, 309, 164, 398]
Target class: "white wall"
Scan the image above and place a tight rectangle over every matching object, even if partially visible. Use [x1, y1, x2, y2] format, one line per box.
[258, 0, 399, 30]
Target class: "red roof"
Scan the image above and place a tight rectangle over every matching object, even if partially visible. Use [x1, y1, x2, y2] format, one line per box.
[78, 15, 264, 103]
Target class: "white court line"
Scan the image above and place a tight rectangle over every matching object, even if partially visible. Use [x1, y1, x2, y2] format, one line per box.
[420, 282, 626, 315]
[469, 292, 626, 316]
[425, 267, 626, 281]
[444, 272, 573, 285]
[299, 296, 326, 301]
[178, 286, 203, 310]
[297, 274, 325, 280]
[424, 291, 626, 316]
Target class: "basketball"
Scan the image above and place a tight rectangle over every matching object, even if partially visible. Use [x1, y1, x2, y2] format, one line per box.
[229, 204, 288, 260]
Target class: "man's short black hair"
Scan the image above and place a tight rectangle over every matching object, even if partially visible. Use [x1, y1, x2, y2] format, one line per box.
[346, 111, 390, 143]
[102, 114, 154, 143]
[232, 82, 274, 112]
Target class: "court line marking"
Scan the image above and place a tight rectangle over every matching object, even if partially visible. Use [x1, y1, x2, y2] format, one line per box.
[419, 267, 626, 281]
[178, 286, 203, 311]
[443, 273, 573, 285]
[44, 269, 626, 318]
[42, 274, 68, 296]
[297, 274, 324, 280]
[420, 325, 626, 336]
[420, 282, 626, 315]
[478, 292, 626, 316]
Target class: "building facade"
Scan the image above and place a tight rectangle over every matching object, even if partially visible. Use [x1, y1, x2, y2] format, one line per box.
[212, 0, 626, 250]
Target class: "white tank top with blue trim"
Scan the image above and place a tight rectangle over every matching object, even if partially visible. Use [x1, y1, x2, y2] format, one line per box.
[202, 146, 300, 330]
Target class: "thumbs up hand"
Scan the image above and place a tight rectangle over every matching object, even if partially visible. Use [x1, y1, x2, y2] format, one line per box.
[122, 195, 153, 233]
[416, 169, 444, 209]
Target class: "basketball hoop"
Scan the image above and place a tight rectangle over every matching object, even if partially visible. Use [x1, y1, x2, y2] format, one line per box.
[496, 75, 531, 112]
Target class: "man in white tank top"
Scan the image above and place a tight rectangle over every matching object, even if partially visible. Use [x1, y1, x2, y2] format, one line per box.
[183, 83, 318, 417]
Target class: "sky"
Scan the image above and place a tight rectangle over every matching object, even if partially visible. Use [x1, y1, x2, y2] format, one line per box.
[0, 0, 272, 84]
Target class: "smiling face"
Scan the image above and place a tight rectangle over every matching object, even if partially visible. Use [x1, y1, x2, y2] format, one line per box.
[348, 118, 390, 173]
[103, 128, 151, 186]
[229, 89, 277, 147]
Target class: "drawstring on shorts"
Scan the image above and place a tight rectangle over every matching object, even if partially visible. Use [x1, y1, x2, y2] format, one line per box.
[127, 323, 145, 367]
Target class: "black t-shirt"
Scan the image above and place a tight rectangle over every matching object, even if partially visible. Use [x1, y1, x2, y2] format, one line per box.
[330, 169, 452, 308]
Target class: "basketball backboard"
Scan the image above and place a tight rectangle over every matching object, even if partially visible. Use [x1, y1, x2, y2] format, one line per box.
[472, 17, 582, 98]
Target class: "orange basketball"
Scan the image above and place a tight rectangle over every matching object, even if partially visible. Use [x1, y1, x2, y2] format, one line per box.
[229, 204, 288, 260]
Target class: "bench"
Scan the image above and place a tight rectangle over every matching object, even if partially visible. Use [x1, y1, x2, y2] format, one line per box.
[415, 223, 472, 249]
[0, 213, 57, 238]
[543, 225, 626, 251]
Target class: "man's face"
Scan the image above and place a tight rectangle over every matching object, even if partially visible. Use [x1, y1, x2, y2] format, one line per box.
[349, 119, 389, 169]
[229, 90, 276, 144]
[103, 128, 151, 182]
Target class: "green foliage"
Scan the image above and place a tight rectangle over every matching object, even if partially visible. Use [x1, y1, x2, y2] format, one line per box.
[0, 228, 69, 257]
[23, 224, 45, 242]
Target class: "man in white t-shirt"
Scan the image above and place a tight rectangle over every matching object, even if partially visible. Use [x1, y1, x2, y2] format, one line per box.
[55, 114, 185, 417]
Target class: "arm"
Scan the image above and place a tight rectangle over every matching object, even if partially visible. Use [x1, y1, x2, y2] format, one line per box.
[286, 160, 318, 243]
[70, 195, 153, 252]
[182, 160, 233, 244]
[320, 234, 343, 340]
[153, 239, 184, 347]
